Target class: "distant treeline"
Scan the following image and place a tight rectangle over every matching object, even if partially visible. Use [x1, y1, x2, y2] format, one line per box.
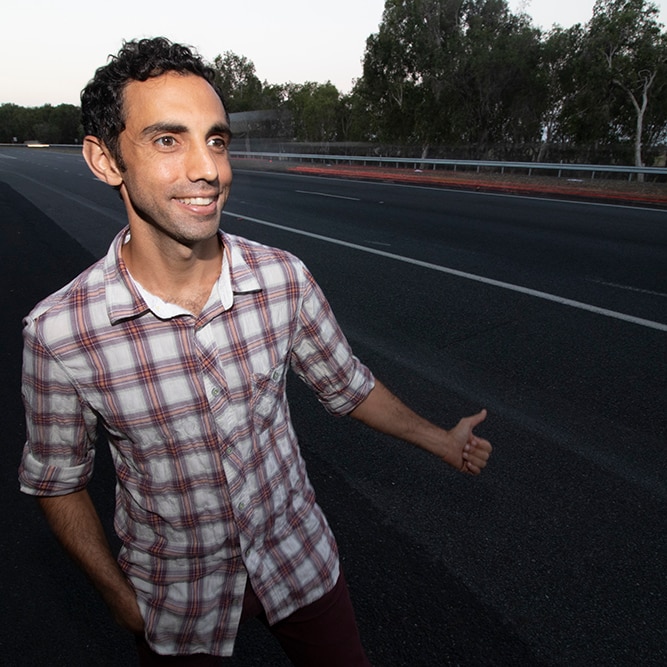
[3, 0, 666, 167]
[0, 103, 82, 145]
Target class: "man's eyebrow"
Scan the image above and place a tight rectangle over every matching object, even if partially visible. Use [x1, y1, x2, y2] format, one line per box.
[140, 122, 188, 138]
[210, 123, 233, 140]
[139, 122, 233, 140]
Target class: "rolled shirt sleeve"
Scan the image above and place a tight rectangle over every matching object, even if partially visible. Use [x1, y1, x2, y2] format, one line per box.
[290, 264, 374, 416]
[19, 312, 97, 496]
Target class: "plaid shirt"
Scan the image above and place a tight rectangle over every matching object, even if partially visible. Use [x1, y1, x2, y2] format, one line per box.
[19, 228, 374, 656]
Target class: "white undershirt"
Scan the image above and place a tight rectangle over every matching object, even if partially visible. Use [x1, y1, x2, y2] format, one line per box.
[123, 232, 234, 317]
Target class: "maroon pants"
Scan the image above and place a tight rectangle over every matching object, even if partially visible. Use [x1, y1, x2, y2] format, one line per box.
[136, 570, 371, 666]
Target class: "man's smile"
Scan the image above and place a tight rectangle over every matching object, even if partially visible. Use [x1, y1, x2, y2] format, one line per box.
[175, 196, 217, 206]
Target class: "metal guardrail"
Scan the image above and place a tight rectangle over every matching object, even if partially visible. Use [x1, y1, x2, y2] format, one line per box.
[2, 144, 666, 180]
[230, 151, 667, 181]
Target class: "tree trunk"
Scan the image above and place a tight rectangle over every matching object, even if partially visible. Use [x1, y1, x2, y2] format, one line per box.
[615, 70, 657, 184]
[635, 108, 645, 183]
[419, 144, 430, 170]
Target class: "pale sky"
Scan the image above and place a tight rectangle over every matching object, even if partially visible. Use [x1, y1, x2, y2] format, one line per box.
[1, 0, 665, 107]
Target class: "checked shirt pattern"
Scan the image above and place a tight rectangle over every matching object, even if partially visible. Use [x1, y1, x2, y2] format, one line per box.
[20, 228, 374, 656]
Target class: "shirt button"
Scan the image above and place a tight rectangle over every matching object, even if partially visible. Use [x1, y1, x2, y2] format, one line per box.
[238, 502, 246, 511]
[211, 388, 220, 397]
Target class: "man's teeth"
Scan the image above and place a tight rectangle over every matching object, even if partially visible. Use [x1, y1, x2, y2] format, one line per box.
[178, 197, 215, 205]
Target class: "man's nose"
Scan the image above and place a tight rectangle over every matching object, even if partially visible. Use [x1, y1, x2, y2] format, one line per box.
[186, 141, 218, 182]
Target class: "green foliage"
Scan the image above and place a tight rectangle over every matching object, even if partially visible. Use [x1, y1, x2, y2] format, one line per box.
[457, 0, 547, 151]
[354, 0, 667, 163]
[355, 0, 464, 146]
[0, 103, 82, 144]
[584, 0, 667, 166]
[212, 52, 266, 112]
[284, 82, 342, 142]
[3, 2, 666, 164]
[355, 0, 552, 156]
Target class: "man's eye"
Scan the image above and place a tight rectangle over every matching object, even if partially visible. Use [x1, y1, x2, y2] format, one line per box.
[209, 137, 228, 150]
[155, 136, 176, 147]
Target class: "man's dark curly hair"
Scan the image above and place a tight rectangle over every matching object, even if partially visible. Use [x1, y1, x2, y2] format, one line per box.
[81, 37, 228, 169]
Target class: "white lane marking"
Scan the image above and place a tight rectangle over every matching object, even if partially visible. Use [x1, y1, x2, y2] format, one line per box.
[296, 189, 361, 201]
[589, 279, 667, 298]
[223, 210, 667, 332]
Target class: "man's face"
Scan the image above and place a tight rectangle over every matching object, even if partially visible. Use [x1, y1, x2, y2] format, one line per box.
[114, 72, 233, 248]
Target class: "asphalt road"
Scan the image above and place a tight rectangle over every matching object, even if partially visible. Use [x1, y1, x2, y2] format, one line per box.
[1, 147, 665, 666]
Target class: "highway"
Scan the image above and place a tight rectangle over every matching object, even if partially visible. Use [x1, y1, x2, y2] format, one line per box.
[1, 146, 665, 666]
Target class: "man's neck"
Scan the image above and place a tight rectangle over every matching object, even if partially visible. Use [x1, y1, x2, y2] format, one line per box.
[121, 228, 223, 316]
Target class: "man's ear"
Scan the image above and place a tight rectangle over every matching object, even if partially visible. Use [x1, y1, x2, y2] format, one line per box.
[82, 136, 124, 187]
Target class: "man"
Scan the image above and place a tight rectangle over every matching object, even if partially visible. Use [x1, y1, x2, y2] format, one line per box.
[19, 38, 491, 665]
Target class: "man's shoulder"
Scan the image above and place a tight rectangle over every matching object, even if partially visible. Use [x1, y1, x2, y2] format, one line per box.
[224, 232, 300, 267]
[223, 232, 308, 286]
[24, 257, 107, 333]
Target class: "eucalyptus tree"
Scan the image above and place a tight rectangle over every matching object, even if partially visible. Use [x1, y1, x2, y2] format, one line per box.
[49, 104, 83, 144]
[0, 103, 31, 143]
[539, 25, 589, 161]
[357, 0, 466, 154]
[456, 0, 545, 156]
[584, 0, 667, 171]
[211, 52, 265, 113]
[357, 0, 545, 157]
[284, 82, 342, 143]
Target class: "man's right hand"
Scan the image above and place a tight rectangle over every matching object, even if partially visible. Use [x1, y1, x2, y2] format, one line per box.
[37, 490, 145, 635]
[106, 581, 145, 634]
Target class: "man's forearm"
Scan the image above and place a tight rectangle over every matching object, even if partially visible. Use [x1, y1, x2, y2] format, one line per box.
[350, 380, 446, 452]
[349, 380, 492, 474]
[37, 490, 144, 633]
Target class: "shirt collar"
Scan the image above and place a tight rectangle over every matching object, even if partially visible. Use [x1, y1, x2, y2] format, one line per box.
[105, 228, 261, 324]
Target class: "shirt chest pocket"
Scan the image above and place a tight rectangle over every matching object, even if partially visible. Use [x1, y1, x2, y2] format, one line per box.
[249, 366, 285, 432]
